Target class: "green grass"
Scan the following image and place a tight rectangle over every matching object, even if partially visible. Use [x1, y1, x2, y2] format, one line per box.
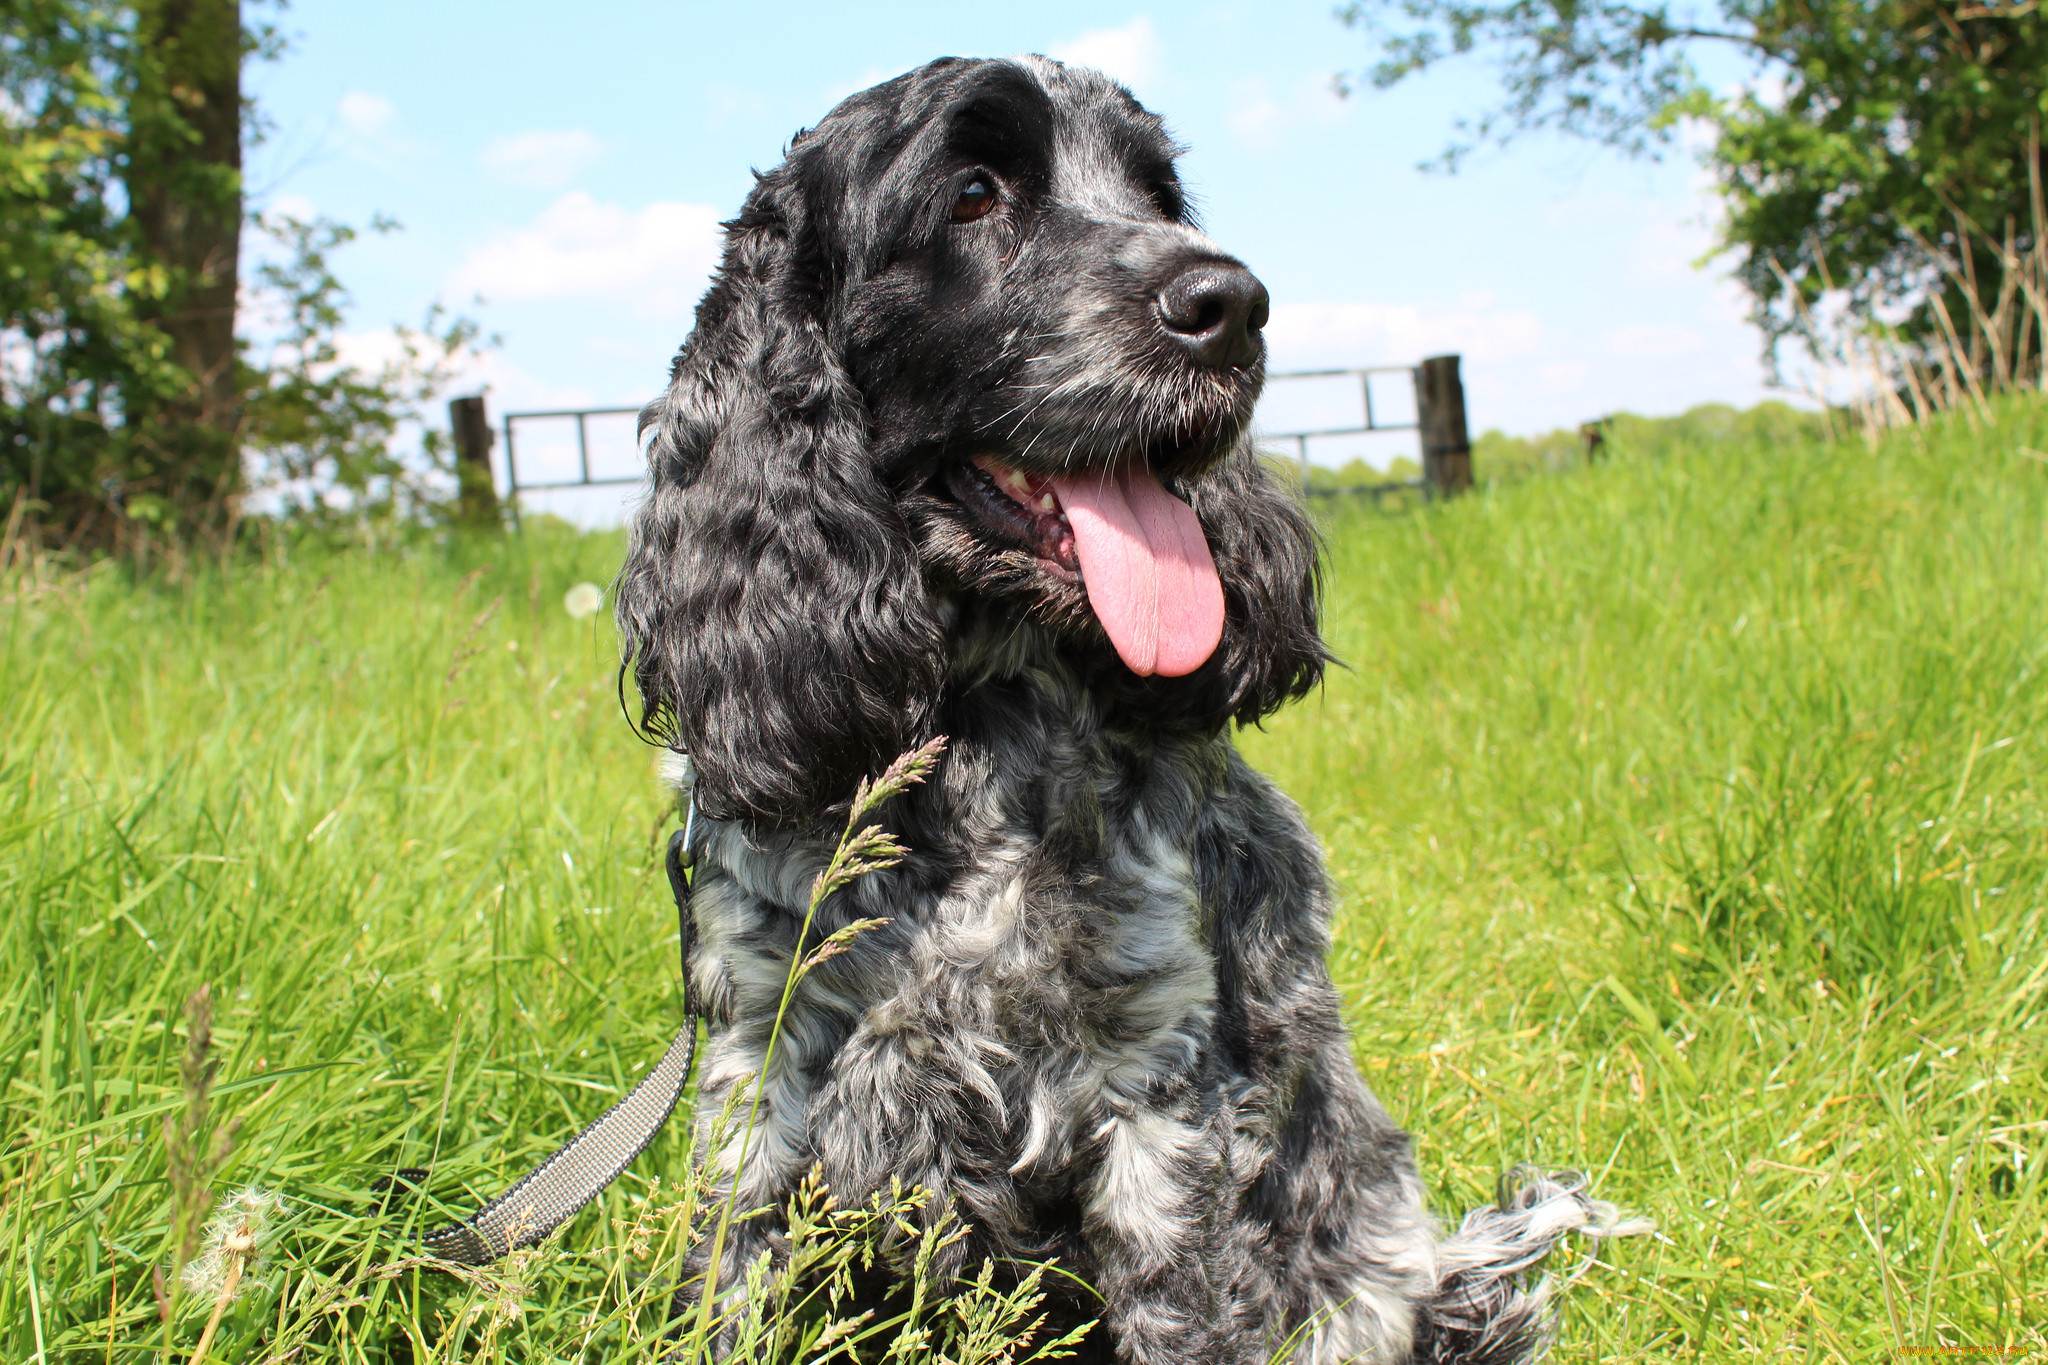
[3, 402, 2045, 1360]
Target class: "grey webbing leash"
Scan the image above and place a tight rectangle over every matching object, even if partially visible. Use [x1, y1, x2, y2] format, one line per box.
[419, 779, 702, 1266]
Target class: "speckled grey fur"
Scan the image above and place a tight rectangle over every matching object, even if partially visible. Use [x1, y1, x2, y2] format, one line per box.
[613, 54, 1635, 1364]
[674, 619, 1438, 1363]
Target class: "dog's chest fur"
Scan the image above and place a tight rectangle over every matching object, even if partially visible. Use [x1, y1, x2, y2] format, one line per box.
[684, 656, 1262, 1249]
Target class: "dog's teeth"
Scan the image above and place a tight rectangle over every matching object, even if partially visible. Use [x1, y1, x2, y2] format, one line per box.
[1039, 494, 1056, 512]
[1005, 470, 1029, 492]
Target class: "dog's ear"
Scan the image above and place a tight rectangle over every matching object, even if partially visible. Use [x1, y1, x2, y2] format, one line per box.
[1187, 441, 1329, 724]
[615, 166, 945, 827]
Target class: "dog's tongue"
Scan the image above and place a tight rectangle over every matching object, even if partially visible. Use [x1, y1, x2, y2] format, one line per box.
[1050, 465, 1224, 677]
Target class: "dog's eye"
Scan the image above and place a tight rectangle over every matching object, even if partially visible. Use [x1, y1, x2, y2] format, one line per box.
[951, 175, 998, 223]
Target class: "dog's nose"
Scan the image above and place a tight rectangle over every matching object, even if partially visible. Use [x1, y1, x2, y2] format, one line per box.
[1155, 262, 1269, 369]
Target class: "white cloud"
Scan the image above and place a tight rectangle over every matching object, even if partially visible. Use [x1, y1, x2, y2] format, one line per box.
[325, 332, 598, 436]
[826, 23, 1161, 111]
[313, 327, 417, 385]
[1227, 81, 1285, 146]
[1264, 293, 1546, 369]
[1616, 197, 1756, 341]
[334, 91, 413, 167]
[1050, 17, 1161, 94]
[337, 91, 396, 138]
[481, 130, 604, 189]
[1605, 322, 1705, 358]
[447, 347, 597, 415]
[1226, 74, 1347, 149]
[1546, 180, 1751, 342]
[242, 329, 608, 518]
[261, 191, 318, 223]
[1251, 294, 1560, 447]
[1535, 360, 1591, 395]
[1627, 208, 1719, 285]
[447, 192, 723, 314]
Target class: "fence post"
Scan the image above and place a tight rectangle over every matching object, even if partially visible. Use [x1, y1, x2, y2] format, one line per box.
[449, 394, 499, 524]
[1414, 354, 1473, 497]
[1579, 416, 1611, 462]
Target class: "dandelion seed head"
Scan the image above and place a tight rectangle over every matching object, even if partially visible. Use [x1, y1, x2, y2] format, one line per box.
[562, 582, 604, 619]
[179, 1187, 284, 1299]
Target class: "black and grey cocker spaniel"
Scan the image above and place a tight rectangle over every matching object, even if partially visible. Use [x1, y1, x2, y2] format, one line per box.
[616, 55, 1629, 1365]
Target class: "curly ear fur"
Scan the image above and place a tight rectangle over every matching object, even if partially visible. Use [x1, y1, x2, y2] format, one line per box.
[615, 166, 945, 827]
[1190, 442, 1329, 724]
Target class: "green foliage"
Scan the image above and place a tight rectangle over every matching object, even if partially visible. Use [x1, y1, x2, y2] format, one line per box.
[1283, 399, 1830, 495]
[1336, 1, 2048, 375]
[3, 402, 2046, 1355]
[1300, 453, 1425, 492]
[1262, 452, 1429, 519]
[1473, 397, 1830, 478]
[1337, 0, 1760, 162]
[242, 213, 483, 524]
[2, 0, 480, 550]
[1, 1, 188, 524]
[1707, 4, 2047, 373]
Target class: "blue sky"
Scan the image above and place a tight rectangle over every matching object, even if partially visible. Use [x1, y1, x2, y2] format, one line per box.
[249, 1, 1785, 519]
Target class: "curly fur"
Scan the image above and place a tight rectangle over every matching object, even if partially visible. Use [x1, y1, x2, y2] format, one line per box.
[615, 54, 1634, 1363]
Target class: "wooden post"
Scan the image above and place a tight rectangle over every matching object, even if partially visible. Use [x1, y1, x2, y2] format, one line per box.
[1414, 354, 1473, 497]
[1579, 416, 1611, 461]
[449, 394, 499, 524]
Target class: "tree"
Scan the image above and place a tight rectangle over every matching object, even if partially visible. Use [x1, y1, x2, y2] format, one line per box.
[2, 1, 479, 550]
[2, 0, 249, 542]
[1337, 1, 2048, 387]
[122, 0, 246, 525]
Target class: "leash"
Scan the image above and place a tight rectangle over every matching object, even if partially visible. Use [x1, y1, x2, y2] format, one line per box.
[418, 772, 702, 1266]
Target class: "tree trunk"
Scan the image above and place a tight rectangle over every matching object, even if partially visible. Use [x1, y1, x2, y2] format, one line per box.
[124, 0, 243, 535]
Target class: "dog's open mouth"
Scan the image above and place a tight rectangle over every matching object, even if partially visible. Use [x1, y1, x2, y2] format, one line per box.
[949, 456, 1081, 575]
[947, 453, 1225, 677]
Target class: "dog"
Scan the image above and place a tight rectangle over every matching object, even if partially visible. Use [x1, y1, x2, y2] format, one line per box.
[615, 55, 1626, 1364]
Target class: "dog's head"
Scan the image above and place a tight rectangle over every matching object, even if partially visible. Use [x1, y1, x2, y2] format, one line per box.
[618, 56, 1325, 825]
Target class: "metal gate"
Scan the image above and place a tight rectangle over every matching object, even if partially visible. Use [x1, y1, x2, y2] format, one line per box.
[466, 354, 1469, 520]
